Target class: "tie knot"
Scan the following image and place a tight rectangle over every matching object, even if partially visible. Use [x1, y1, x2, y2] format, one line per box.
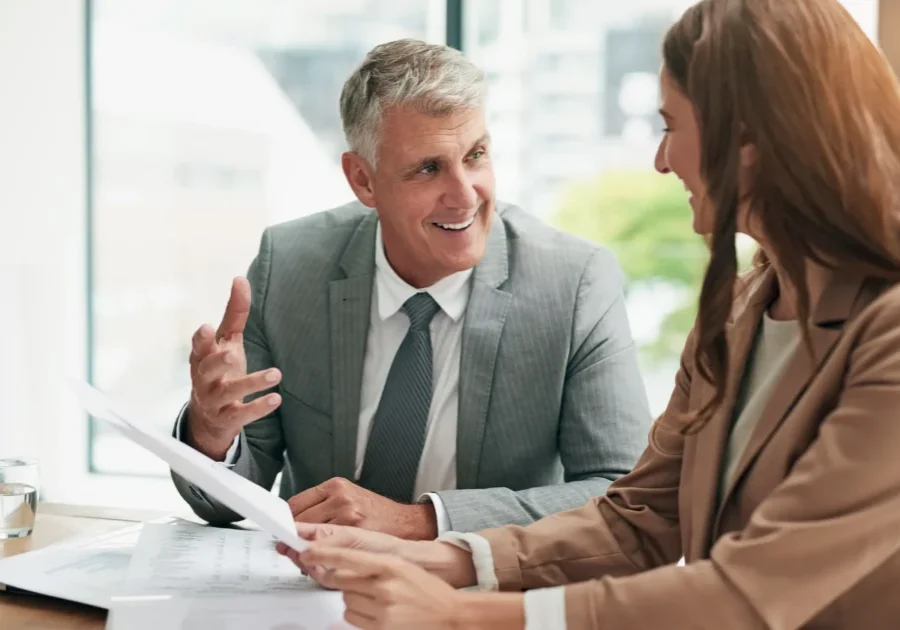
[402, 293, 440, 331]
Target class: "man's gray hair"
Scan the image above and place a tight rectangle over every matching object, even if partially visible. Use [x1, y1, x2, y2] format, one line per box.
[340, 38, 486, 166]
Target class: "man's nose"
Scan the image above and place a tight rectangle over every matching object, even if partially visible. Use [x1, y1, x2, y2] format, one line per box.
[442, 169, 479, 209]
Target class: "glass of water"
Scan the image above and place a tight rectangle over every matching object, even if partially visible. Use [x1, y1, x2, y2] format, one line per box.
[0, 458, 39, 539]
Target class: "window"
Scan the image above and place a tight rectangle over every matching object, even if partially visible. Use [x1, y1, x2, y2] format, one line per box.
[86, 0, 881, 481]
[465, 0, 703, 414]
[464, 0, 880, 416]
[89, 0, 446, 475]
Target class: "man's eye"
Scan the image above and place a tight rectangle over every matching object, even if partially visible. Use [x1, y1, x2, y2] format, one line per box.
[469, 150, 485, 160]
[418, 163, 438, 174]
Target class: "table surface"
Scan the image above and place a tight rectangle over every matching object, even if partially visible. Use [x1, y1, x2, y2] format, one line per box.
[0, 503, 169, 630]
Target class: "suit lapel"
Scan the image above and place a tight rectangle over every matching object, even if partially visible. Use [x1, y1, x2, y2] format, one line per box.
[689, 269, 775, 559]
[712, 270, 864, 531]
[456, 214, 512, 489]
[329, 214, 377, 480]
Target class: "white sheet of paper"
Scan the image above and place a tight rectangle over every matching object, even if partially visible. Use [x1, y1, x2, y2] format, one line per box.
[71, 379, 307, 553]
[0, 523, 142, 608]
[107, 593, 355, 630]
[124, 521, 315, 595]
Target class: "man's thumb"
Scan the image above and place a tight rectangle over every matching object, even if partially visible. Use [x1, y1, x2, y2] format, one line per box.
[217, 276, 251, 339]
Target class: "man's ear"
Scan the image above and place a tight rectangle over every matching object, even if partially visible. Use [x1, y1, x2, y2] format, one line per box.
[342, 152, 377, 208]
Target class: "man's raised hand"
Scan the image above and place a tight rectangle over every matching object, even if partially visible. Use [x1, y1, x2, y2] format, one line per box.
[186, 277, 282, 460]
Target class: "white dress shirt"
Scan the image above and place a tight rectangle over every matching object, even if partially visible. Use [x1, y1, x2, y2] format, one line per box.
[357, 222, 471, 532]
[182, 221, 556, 627]
[180, 221, 469, 534]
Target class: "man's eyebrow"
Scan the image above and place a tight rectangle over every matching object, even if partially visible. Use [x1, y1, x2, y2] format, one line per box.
[402, 154, 442, 172]
[400, 134, 492, 172]
[468, 133, 491, 150]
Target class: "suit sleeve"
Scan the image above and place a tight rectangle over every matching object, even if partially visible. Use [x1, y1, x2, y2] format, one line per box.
[171, 229, 287, 525]
[476, 316, 689, 590]
[484, 295, 900, 629]
[435, 249, 654, 532]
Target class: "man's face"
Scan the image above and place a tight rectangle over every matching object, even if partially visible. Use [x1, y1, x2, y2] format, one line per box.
[343, 105, 496, 288]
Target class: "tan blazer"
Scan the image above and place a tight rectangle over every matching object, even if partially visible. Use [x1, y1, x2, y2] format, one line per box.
[480, 267, 900, 629]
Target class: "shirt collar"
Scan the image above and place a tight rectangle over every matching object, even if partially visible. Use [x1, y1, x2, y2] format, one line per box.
[374, 221, 473, 323]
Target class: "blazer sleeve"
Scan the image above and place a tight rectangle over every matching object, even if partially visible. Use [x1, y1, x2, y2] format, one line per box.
[433, 249, 653, 531]
[477, 318, 692, 590]
[486, 292, 900, 630]
[171, 229, 287, 525]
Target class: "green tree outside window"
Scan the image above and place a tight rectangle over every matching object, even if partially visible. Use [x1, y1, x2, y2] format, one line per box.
[551, 169, 755, 368]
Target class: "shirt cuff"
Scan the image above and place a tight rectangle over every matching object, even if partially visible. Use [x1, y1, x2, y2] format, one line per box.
[175, 403, 240, 466]
[436, 532, 498, 592]
[421, 492, 451, 536]
[524, 587, 567, 630]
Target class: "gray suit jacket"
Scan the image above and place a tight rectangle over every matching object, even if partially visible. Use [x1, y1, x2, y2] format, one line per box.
[173, 201, 652, 532]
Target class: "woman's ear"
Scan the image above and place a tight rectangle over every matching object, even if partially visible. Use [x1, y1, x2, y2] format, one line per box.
[739, 141, 758, 169]
[736, 139, 760, 235]
[737, 139, 758, 196]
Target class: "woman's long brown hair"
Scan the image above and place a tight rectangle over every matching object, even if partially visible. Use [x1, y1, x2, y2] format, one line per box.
[664, 0, 900, 431]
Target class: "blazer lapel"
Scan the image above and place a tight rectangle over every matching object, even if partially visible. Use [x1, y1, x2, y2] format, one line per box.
[689, 269, 775, 559]
[456, 213, 512, 489]
[329, 214, 377, 481]
[712, 270, 865, 530]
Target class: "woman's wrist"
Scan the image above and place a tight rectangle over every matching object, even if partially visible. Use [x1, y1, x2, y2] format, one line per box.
[455, 592, 526, 630]
[403, 540, 478, 588]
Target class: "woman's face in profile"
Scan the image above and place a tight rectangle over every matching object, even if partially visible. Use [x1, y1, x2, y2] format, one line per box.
[655, 67, 759, 238]
[655, 68, 713, 235]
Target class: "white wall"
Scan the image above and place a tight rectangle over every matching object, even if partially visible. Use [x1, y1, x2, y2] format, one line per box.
[0, 0, 186, 510]
[0, 0, 88, 500]
[841, 0, 879, 40]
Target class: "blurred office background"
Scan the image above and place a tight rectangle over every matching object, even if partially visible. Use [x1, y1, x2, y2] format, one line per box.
[0, 0, 891, 510]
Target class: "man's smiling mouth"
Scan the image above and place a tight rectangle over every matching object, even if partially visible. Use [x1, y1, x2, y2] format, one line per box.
[433, 216, 476, 231]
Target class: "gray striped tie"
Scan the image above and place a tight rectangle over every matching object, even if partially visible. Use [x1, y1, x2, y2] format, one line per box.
[359, 293, 441, 503]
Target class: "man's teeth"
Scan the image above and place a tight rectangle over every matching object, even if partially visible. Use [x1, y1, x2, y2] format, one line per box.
[435, 216, 476, 231]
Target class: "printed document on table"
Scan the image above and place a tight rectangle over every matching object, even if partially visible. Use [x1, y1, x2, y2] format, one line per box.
[0, 523, 142, 608]
[107, 592, 354, 630]
[70, 379, 307, 553]
[123, 521, 316, 595]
